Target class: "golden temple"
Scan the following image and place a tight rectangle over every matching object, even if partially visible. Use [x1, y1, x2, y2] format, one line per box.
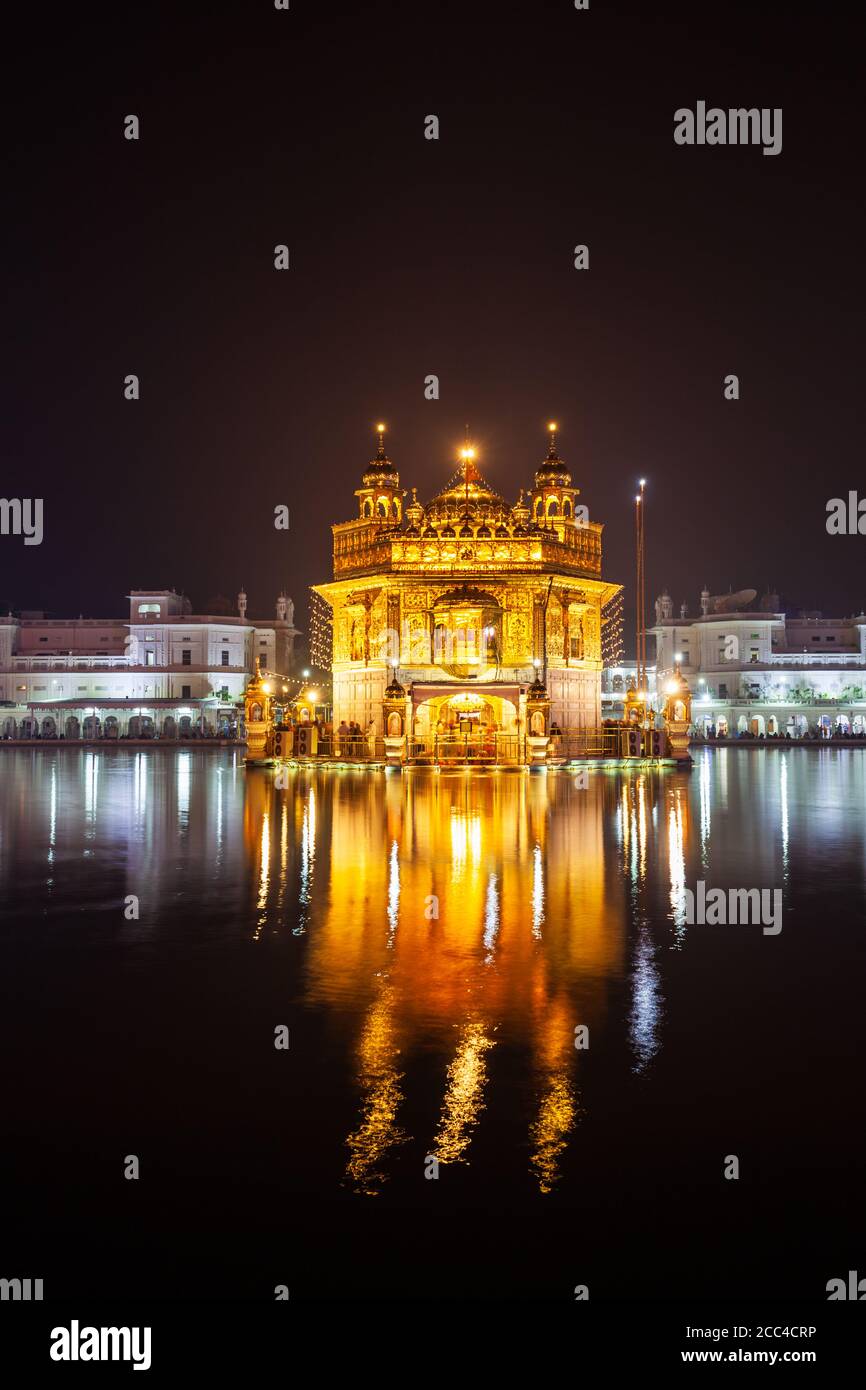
[312, 424, 622, 761]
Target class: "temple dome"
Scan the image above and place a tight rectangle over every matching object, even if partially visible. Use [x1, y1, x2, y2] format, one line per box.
[424, 451, 509, 523]
[534, 426, 572, 487]
[361, 425, 400, 487]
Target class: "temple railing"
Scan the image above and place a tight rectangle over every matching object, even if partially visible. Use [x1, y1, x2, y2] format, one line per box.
[278, 726, 631, 764]
[548, 727, 623, 758]
[408, 733, 523, 765]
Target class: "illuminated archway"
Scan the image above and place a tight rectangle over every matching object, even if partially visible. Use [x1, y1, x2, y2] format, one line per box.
[411, 688, 520, 761]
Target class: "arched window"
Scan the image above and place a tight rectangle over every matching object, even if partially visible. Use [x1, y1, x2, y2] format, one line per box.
[562, 498, 572, 517]
[378, 499, 388, 517]
[548, 499, 559, 517]
[362, 498, 373, 517]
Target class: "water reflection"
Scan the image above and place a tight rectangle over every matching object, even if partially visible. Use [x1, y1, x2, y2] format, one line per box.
[257, 766, 644, 1192]
[3, 747, 866, 1197]
[432, 1018, 495, 1165]
[345, 978, 408, 1195]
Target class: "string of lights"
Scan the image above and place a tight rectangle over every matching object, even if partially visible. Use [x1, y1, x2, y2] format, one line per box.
[602, 589, 625, 667]
[309, 588, 334, 671]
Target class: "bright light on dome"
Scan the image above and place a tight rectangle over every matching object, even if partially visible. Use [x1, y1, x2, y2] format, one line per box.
[376, 423, 385, 432]
[548, 421, 557, 432]
[665, 680, 679, 694]
[262, 682, 273, 694]
[306, 690, 319, 703]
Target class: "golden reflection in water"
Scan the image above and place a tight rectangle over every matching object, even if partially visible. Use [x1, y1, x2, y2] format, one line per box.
[298, 785, 316, 932]
[620, 776, 651, 887]
[278, 799, 289, 910]
[255, 812, 270, 938]
[431, 1018, 495, 1165]
[243, 767, 688, 1192]
[451, 807, 482, 870]
[636, 774, 649, 881]
[528, 996, 580, 1194]
[344, 979, 408, 1194]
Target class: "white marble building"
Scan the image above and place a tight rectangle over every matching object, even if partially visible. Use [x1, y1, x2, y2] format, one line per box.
[0, 589, 299, 740]
[649, 588, 866, 737]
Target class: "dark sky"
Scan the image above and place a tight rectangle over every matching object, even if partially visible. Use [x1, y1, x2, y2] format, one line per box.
[2, 0, 863, 650]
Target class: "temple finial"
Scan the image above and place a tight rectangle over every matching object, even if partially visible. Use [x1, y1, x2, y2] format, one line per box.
[375, 422, 387, 459]
[547, 421, 558, 457]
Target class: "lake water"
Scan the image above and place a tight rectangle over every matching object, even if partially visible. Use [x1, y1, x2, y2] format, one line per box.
[1, 746, 864, 1301]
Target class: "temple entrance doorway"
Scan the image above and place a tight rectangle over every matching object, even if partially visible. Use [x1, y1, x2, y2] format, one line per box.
[410, 688, 520, 764]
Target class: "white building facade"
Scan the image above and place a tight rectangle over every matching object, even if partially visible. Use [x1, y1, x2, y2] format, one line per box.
[649, 589, 866, 738]
[0, 589, 299, 740]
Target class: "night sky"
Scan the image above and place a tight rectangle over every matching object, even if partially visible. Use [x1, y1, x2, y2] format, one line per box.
[3, 0, 863, 649]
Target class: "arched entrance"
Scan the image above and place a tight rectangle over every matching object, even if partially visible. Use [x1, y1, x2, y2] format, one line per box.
[65, 716, 80, 740]
[749, 714, 765, 737]
[128, 715, 155, 739]
[82, 715, 101, 740]
[163, 715, 178, 740]
[2, 717, 16, 740]
[104, 715, 119, 739]
[411, 688, 520, 764]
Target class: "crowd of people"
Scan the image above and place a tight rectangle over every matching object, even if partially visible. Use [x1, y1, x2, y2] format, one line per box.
[2, 725, 231, 742]
[695, 725, 865, 742]
[334, 719, 377, 756]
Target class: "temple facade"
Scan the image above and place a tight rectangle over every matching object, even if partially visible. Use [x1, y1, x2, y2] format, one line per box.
[314, 426, 621, 755]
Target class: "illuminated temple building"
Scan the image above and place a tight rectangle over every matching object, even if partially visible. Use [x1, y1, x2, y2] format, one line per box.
[314, 426, 622, 751]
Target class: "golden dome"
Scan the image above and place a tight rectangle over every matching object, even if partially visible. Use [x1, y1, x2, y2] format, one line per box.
[424, 453, 509, 523]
